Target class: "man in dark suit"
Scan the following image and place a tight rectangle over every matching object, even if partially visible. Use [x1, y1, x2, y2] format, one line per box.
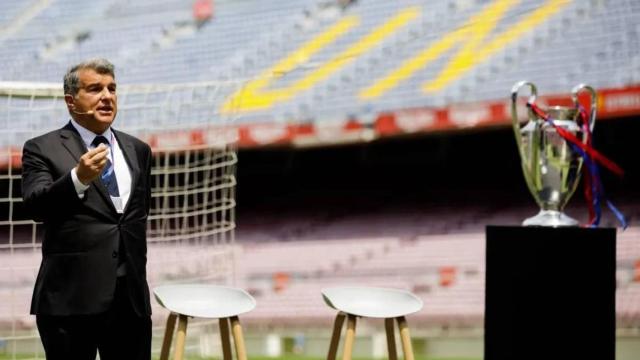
[21, 58, 153, 359]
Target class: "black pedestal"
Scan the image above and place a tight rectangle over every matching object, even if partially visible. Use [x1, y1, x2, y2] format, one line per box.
[484, 225, 616, 360]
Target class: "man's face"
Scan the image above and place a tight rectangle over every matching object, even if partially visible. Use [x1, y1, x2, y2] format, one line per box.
[66, 68, 118, 134]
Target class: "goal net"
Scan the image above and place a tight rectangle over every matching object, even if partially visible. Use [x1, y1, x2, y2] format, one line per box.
[0, 80, 240, 357]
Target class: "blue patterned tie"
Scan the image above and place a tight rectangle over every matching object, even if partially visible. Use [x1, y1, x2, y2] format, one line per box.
[91, 136, 120, 197]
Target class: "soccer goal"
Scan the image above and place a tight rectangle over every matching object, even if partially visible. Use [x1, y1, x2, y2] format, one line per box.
[0, 80, 241, 358]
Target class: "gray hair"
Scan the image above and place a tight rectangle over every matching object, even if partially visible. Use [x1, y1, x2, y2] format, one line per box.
[63, 58, 115, 96]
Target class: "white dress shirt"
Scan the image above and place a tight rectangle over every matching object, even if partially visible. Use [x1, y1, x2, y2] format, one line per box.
[69, 119, 132, 213]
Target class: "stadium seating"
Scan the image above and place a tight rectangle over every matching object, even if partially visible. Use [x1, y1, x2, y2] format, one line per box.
[235, 223, 639, 326]
[2, 223, 639, 328]
[0, 1, 32, 29]
[1, 0, 639, 137]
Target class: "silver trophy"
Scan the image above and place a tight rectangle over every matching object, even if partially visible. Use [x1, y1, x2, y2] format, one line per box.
[511, 81, 596, 226]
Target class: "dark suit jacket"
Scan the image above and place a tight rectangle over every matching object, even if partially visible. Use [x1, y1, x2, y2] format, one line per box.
[22, 122, 152, 316]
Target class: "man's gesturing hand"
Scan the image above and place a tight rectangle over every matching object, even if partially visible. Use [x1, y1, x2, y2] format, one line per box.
[76, 144, 109, 185]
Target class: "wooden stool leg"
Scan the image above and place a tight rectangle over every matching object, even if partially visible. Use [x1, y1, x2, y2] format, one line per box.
[160, 313, 177, 360]
[385, 318, 398, 360]
[174, 314, 189, 360]
[342, 314, 357, 360]
[230, 316, 248, 360]
[396, 316, 415, 360]
[219, 317, 233, 360]
[327, 312, 346, 360]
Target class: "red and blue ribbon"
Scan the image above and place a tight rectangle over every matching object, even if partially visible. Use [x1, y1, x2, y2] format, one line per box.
[527, 102, 627, 229]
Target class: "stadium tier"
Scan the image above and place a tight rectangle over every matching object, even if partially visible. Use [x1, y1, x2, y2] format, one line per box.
[1, 0, 640, 150]
[3, 226, 639, 328]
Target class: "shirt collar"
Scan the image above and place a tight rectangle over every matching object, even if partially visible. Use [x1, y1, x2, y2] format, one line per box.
[70, 119, 114, 148]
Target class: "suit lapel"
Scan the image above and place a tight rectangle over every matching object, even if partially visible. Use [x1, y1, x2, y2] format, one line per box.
[60, 122, 87, 163]
[59, 122, 118, 215]
[113, 129, 140, 215]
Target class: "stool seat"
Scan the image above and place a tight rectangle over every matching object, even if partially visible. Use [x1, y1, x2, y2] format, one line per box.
[154, 284, 255, 360]
[321, 286, 423, 318]
[154, 284, 256, 318]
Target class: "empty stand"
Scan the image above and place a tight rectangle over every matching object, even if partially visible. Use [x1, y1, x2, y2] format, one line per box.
[2, 0, 639, 140]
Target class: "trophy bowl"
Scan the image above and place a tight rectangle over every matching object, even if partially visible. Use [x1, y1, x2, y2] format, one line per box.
[511, 81, 596, 227]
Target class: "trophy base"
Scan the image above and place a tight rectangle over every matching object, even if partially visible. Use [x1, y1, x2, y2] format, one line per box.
[522, 210, 579, 227]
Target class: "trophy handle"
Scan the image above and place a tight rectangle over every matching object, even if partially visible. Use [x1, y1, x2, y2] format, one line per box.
[510, 81, 537, 150]
[571, 83, 597, 133]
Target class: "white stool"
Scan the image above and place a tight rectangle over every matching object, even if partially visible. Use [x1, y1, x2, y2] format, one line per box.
[322, 286, 423, 360]
[154, 284, 256, 360]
